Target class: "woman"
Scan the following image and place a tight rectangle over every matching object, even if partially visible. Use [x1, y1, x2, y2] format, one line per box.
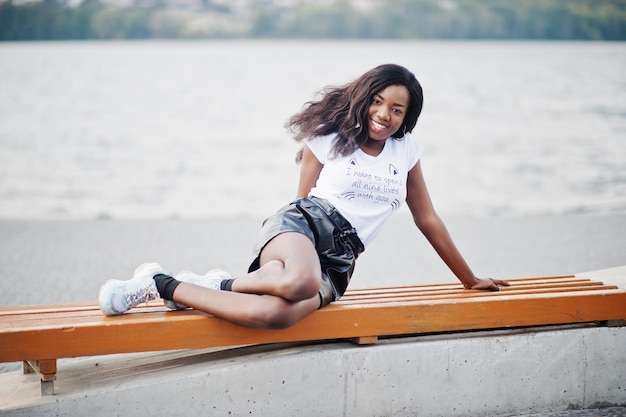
[99, 64, 508, 328]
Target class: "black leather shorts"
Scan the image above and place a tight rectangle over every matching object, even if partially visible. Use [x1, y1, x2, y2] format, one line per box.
[248, 196, 365, 308]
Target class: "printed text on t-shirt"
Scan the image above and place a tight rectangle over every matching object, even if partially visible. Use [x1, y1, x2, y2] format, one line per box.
[344, 167, 403, 206]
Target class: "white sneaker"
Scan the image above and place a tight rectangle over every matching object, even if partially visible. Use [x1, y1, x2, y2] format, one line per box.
[99, 262, 166, 316]
[165, 269, 233, 310]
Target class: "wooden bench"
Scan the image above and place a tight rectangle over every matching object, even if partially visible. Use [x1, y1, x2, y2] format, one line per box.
[1, 274, 625, 396]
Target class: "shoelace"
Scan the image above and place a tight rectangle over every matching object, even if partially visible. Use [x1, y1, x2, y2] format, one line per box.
[125, 283, 158, 307]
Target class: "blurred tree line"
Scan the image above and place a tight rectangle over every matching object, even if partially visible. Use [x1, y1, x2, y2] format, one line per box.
[1, 0, 625, 41]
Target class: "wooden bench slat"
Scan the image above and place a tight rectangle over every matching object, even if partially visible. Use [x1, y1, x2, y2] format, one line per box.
[0, 276, 586, 314]
[0, 302, 98, 316]
[342, 276, 589, 297]
[340, 282, 611, 302]
[338, 284, 617, 305]
[2, 282, 611, 327]
[1, 287, 625, 364]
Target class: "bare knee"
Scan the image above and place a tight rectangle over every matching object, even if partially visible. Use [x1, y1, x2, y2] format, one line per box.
[278, 265, 321, 302]
[258, 232, 322, 302]
[258, 259, 320, 302]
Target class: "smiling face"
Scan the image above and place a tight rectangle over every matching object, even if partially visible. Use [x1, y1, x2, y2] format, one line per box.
[366, 84, 410, 146]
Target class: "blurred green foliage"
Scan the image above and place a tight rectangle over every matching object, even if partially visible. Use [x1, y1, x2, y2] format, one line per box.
[1, 0, 625, 41]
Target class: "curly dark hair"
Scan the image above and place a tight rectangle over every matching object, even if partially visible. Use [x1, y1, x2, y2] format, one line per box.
[287, 64, 423, 163]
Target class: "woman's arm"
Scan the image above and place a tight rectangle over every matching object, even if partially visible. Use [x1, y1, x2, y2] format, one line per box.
[296, 145, 323, 198]
[405, 161, 508, 291]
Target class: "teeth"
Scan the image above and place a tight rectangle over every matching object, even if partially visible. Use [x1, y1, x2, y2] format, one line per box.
[371, 120, 387, 130]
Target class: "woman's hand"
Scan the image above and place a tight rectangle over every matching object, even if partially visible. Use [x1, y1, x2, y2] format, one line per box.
[465, 278, 510, 292]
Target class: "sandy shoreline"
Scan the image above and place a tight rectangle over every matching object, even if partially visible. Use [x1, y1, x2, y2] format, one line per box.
[1, 213, 625, 306]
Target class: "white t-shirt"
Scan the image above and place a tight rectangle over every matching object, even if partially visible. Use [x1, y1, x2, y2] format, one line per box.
[306, 133, 423, 246]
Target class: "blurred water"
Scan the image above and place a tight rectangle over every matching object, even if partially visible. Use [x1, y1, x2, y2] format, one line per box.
[0, 40, 625, 219]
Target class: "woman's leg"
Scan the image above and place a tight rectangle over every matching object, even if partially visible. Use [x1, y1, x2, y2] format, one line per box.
[170, 232, 322, 329]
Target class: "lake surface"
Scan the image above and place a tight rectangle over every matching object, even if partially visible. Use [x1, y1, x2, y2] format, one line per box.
[1, 40, 625, 219]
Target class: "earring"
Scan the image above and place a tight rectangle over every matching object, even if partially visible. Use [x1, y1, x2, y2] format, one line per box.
[355, 122, 361, 129]
[402, 125, 407, 136]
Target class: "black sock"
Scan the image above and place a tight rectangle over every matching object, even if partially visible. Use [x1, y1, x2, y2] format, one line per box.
[153, 273, 181, 301]
[220, 278, 235, 291]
